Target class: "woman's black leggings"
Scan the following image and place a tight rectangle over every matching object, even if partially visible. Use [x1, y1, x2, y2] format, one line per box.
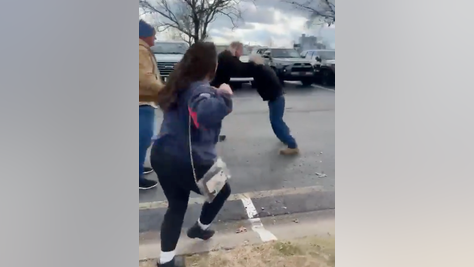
[150, 148, 231, 252]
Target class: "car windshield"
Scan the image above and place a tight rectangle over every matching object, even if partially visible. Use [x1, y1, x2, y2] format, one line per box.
[151, 43, 188, 54]
[319, 51, 335, 60]
[270, 49, 301, 58]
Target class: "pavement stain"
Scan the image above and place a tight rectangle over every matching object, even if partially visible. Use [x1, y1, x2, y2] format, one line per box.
[236, 226, 247, 233]
[315, 172, 327, 178]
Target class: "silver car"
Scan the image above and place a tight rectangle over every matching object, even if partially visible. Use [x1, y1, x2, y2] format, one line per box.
[151, 41, 189, 82]
[301, 49, 335, 86]
[253, 47, 315, 86]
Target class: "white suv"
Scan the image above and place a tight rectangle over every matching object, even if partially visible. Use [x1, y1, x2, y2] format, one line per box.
[151, 41, 189, 82]
[300, 49, 335, 66]
[253, 47, 315, 86]
[301, 49, 335, 86]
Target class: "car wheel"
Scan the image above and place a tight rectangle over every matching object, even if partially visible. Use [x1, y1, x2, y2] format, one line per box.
[301, 78, 313, 86]
[320, 70, 334, 86]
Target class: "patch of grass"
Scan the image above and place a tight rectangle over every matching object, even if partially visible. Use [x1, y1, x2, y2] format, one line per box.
[139, 236, 335, 267]
[273, 241, 304, 256]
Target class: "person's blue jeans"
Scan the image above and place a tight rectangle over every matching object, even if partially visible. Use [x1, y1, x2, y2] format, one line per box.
[139, 105, 155, 180]
[268, 96, 297, 149]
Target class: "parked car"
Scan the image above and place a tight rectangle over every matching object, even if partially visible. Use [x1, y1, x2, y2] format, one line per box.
[319, 59, 335, 86]
[252, 47, 315, 86]
[301, 49, 335, 86]
[151, 41, 189, 82]
[215, 44, 253, 89]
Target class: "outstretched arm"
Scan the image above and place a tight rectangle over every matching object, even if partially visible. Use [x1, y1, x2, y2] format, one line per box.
[228, 57, 256, 78]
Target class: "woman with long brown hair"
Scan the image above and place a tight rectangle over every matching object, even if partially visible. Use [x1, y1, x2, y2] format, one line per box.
[150, 42, 233, 267]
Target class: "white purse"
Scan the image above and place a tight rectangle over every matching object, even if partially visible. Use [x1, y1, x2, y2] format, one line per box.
[188, 115, 231, 203]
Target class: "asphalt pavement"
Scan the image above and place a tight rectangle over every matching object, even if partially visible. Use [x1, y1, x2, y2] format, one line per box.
[139, 82, 335, 234]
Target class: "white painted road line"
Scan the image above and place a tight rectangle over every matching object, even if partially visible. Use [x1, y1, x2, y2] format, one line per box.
[139, 185, 326, 210]
[311, 84, 335, 91]
[240, 194, 278, 242]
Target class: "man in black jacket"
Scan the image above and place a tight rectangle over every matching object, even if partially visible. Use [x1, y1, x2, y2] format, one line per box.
[249, 54, 299, 155]
[211, 41, 252, 141]
[211, 41, 251, 88]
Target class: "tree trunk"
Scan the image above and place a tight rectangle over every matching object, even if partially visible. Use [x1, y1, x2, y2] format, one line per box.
[193, 16, 200, 44]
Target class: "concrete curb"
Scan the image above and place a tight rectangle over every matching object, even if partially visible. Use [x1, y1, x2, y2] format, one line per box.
[139, 209, 335, 261]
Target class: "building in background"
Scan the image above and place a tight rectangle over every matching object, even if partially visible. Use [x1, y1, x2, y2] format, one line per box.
[294, 34, 327, 53]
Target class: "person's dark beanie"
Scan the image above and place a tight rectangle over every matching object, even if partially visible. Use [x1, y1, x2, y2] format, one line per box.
[139, 20, 155, 38]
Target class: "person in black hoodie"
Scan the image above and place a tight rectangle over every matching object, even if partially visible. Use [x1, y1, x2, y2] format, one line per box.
[248, 54, 299, 155]
[211, 41, 251, 87]
[211, 41, 253, 141]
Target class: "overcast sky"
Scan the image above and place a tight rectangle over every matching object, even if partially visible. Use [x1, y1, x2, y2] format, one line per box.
[141, 0, 335, 48]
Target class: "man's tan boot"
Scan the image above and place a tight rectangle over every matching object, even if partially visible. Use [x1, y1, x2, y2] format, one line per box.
[279, 147, 300, 155]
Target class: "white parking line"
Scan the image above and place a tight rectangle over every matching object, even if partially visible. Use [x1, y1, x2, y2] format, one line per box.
[311, 84, 335, 92]
[241, 194, 278, 242]
[139, 185, 326, 210]
[140, 186, 328, 243]
[139, 186, 327, 243]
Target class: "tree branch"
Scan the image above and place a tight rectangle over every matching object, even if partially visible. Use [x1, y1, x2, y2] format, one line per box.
[140, 0, 244, 44]
[282, 0, 335, 26]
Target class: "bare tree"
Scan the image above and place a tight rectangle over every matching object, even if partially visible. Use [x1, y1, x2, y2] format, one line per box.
[162, 27, 194, 44]
[283, 0, 335, 26]
[165, 28, 183, 41]
[139, 0, 245, 45]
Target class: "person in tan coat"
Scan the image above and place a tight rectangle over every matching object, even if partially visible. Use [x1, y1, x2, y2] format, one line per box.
[139, 19, 164, 189]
